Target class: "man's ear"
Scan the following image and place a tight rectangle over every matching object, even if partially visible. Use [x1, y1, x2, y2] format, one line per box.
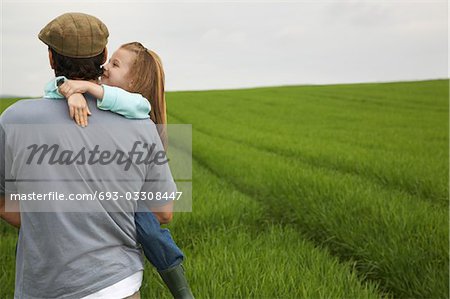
[48, 49, 55, 69]
[102, 48, 108, 64]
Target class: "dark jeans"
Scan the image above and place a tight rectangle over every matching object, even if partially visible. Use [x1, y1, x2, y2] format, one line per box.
[135, 204, 184, 271]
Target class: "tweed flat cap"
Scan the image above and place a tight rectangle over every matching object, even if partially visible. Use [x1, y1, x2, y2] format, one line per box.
[38, 12, 109, 58]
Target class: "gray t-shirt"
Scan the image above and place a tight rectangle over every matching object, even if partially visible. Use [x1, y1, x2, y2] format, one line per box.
[0, 96, 175, 298]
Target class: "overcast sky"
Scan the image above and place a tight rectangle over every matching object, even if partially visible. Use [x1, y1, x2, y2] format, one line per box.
[0, 0, 447, 97]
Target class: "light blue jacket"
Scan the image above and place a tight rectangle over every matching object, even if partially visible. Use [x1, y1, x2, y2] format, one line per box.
[44, 76, 151, 119]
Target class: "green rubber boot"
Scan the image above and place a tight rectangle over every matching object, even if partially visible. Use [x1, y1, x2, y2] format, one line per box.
[159, 264, 194, 299]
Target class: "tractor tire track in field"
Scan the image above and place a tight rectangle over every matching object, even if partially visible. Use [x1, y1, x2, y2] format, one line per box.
[168, 108, 448, 298]
[168, 112, 447, 208]
[179, 160, 388, 299]
[185, 133, 420, 299]
[233, 89, 446, 115]
[298, 90, 447, 113]
[179, 125, 448, 299]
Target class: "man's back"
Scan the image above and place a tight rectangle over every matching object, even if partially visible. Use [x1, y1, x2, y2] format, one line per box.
[1, 97, 166, 298]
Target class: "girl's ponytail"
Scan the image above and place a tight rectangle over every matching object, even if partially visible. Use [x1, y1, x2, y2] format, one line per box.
[120, 42, 168, 151]
[147, 49, 168, 151]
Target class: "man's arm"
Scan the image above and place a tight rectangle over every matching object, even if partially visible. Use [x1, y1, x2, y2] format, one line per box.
[0, 119, 19, 228]
[0, 195, 20, 228]
[151, 201, 174, 224]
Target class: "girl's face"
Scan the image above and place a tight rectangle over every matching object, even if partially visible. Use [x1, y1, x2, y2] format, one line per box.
[101, 48, 136, 90]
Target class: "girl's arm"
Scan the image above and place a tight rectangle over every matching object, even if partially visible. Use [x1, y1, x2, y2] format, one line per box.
[58, 80, 103, 99]
[44, 77, 91, 127]
[60, 80, 151, 119]
[67, 93, 91, 127]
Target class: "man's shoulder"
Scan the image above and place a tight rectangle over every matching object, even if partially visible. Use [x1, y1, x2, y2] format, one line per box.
[2, 96, 62, 108]
[0, 98, 51, 124]
[4, 98, 47, 108]
[0, 97, 157, 127]
[3, 98, 43, 110]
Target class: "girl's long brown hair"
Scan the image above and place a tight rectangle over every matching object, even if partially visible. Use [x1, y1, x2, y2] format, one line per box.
[120, 42, 167, 150]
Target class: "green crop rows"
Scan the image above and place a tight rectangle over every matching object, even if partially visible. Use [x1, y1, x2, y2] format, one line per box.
[0, 79, 448, 298]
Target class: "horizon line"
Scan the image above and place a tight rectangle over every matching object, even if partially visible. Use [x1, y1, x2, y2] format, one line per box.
[1, 77, 448, 99]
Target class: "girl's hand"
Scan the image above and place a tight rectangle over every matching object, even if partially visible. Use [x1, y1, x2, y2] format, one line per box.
[59, 80, 90, 98]
[67, 93, 92, 127]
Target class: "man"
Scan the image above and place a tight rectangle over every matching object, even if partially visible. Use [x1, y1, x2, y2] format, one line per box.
[0, 13, 175, 298]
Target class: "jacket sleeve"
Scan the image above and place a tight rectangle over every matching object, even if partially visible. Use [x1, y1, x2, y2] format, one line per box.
[43, 76, 66, 99]
[97, 85, 151, 119]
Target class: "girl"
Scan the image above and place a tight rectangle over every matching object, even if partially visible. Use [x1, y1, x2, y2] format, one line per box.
[45, 42, 193, 299]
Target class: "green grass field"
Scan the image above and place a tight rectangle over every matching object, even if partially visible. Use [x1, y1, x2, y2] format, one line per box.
[0, 79, 448, 298]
